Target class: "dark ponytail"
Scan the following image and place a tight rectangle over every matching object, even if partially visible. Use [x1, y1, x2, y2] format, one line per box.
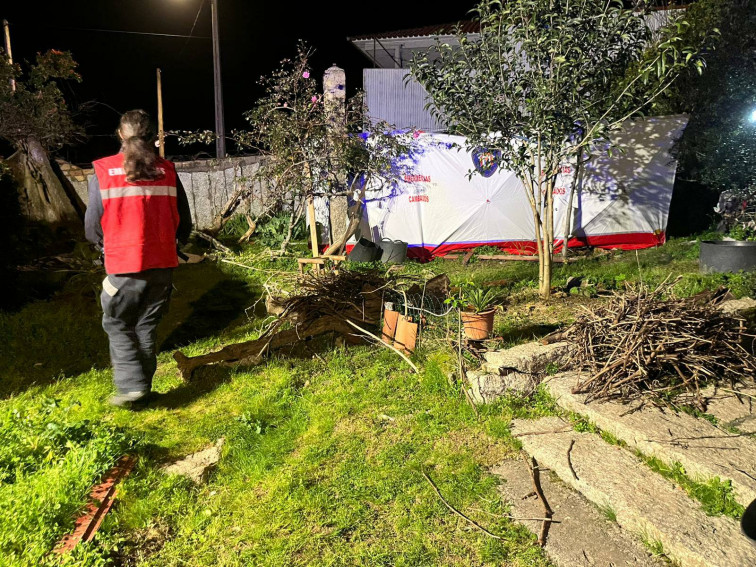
[118, 109, 161, 182]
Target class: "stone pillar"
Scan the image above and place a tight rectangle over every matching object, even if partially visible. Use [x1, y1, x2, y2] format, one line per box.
[323, 64, 347, 247]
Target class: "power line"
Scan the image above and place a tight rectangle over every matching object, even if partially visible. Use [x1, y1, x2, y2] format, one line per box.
[179, 0, 206, 56]
[12, 23, 209, 40]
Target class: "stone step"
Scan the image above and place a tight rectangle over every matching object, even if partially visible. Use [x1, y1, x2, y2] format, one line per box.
[482, 341, 571, 375]
[493, 458, 665, 567]
[543, 372, 756, 507]
[700, 385, 756, 434]
[512, 417, 756, 567]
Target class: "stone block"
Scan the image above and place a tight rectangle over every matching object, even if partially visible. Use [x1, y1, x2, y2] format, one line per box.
[494, 458, 664, 566]
[513, 417, 756, 567]
[544, 373, 756, 507]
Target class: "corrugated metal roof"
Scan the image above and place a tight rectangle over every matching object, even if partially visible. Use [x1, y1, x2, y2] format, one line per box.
[348, 20, 480, 41]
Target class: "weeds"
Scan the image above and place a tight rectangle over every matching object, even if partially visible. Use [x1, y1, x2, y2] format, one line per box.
[598, 502, 618, 523]
[641, 456, 745, 519]
[0, 395, 134, 566]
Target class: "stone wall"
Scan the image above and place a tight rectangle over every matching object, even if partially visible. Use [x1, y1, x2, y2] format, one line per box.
[58, 155, 272, 230]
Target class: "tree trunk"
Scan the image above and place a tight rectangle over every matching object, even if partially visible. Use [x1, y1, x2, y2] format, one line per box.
[561, 149, 583, 261]
[279, 198, 304, 255]
[322, 184, 366, 256]
[8, 137, 81, 230]
[541, 177, 555, 300]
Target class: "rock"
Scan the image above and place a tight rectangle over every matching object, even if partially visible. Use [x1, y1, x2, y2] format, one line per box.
[483, 341, 571, 375]
[512, 417, 756, 567]
[717, 297, 756, 316]
[493, 459, 664, 567]
[466, 370, 538, 404]
[468, 341, 571, 403]
[161, 438, 225, 484]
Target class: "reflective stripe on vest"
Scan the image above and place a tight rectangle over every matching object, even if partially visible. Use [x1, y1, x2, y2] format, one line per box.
[93, 154, 180, 275]
[100, 185, 177, 199]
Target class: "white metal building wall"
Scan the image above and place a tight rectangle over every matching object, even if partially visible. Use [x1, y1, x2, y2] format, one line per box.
[363, 69, 448, 132]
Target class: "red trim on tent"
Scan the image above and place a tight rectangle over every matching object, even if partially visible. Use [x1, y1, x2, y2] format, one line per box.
[343, 231, 665, 261]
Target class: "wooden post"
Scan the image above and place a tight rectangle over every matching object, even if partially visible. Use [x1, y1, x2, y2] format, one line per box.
[3, 19, 15, 92]
[304, 162, 319, 258]
[308, 196, 318, 258]
[156, 68, 165, 158]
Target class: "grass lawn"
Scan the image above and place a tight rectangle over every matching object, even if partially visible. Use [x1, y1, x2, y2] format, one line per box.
[1, 235, 754, 567]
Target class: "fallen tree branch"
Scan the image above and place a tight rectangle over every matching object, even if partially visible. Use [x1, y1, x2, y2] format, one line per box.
[719, 388, 756, 401]
[237, 214, 256, 244]
[173, 316, 351, 379]
[192, 230, 231, 253]
[566, 439, 579, 481]
[422, 470, 502, 540]
[521, 453, 554, 547]
[469, 507, 561, 523]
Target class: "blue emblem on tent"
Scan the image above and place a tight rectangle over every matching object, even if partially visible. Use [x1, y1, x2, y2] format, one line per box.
[472, 148, 501, 177]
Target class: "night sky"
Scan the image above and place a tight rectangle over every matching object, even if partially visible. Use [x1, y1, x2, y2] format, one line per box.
[3, 0, 480, 165]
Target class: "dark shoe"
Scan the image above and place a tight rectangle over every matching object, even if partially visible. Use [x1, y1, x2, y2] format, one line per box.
[109, 390, 151, 409]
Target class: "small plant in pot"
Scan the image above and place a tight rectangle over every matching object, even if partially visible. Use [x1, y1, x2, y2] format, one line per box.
[459, 284, 500, 340]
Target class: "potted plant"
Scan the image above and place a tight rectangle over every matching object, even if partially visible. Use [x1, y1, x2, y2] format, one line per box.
[459, 285, 500, 340]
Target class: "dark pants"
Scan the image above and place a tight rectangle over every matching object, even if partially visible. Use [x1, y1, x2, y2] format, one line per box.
[100, 269, 173, 394]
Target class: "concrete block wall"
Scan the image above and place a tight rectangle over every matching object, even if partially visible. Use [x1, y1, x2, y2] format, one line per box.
[59, 155, 272, 230]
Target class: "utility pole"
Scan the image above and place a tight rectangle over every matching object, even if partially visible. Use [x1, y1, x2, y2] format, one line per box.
[157, 68, 165, 158]
[3, 19, 16, 92]
[210, 0, 226, 159]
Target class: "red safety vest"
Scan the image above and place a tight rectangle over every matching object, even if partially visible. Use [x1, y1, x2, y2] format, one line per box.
[93, 153, 180, 274]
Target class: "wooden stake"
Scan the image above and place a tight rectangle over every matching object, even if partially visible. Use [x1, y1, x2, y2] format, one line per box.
[3, 20, 15, 92]
[157, 68, 165, 158]
[308, 195, 318, 258]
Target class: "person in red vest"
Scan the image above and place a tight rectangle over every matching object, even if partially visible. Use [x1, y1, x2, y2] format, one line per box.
[85, 109, 192, 408]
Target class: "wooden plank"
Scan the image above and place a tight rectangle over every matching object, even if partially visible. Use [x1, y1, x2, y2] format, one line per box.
[478, 255, 568, 263]
[297, 258, 327, 265]
[462, 249, 475, 265]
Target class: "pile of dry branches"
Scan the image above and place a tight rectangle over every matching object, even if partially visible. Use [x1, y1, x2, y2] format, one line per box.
[173, 269, 395, 379]
[566, 283, 756, 404]
[279, 269, 391, 325]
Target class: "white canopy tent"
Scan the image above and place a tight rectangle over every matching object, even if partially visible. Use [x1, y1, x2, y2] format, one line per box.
[342, 115, 688, 260]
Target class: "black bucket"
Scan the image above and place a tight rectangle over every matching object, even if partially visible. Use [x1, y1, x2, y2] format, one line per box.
[700, 240, 756, 273]
[348, 238, 382, 263]
[379, 238, 408, 265]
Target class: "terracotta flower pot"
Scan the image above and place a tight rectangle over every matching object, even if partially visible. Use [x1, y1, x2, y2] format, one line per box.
[461, 309, 495, 341]
[393, 314, 418, 354]
[381, 308, 400, 344]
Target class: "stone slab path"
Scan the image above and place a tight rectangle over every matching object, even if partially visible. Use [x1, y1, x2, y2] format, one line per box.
[543, 373, 756, 507]
[493, 459, 664, 567]
[512, 417, 756, 567]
